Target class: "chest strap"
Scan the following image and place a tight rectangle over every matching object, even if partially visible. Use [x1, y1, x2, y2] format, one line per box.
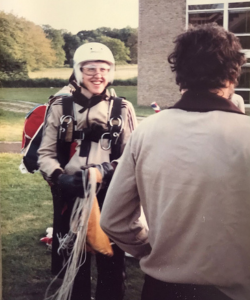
[74, 126, 109, 143]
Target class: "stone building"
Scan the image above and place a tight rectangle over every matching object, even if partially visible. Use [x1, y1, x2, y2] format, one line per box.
[138, 0, 250, 108]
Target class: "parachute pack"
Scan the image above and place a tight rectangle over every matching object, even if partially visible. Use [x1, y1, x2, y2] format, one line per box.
[19, 86, 124, 174]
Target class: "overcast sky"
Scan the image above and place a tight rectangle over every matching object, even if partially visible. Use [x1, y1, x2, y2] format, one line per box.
[1, 0, 139, 34]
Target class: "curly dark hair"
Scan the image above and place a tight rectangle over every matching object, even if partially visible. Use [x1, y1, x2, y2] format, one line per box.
[168, 23, 246, 90]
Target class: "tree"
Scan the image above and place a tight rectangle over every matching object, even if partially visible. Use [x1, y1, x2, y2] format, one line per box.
[42, 25, 66, 67]
[63, 32, 82, 66]
[0, 11, 56, 71]
[77, 27, 137, 64]
[77, 30, 100, 42]
[0, 44, 28, 80]
[96, 36, 130, 64]
[126, 28, 138, 64]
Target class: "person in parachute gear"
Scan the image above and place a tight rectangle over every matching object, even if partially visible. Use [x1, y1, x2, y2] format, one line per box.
[38, 42, 137, 300]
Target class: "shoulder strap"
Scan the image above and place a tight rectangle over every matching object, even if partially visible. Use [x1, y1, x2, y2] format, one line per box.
[58, 96, 74, 142]
[63, 96, 74, 116]
[109, 97, 123, 161]
[57, 96, 75, 168]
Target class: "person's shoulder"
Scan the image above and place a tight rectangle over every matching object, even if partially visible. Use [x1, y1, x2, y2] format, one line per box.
[50, 95, 74, 107]
[49, 85, 74, 106]
[231, 93, 243, 101]
[135, 109, 170, 131]
[112, 97, 135, 112]
[118, 97, 133, 108]
[231, 93, 244, 105]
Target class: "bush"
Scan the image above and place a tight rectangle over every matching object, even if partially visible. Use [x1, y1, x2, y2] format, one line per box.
[0, 78, 68, 88]
[113, 77, 137, 86]
[0, 77, 137, 87]
[0, 45, 29, 81]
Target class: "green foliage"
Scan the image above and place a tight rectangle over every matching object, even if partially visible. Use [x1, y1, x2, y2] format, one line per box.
[62, 32, 83, 66]
[77, 29, 100, 42]
[96, 36, 130, 64]
[0, 11, 56, 71]
[42, 25, 66, 67]
[0, 44, 28, 81]
[0, 78, 68, 88]
[76, 27, 137, 64]
[113, 77, 137, 86]
[126, 29, 138, 64]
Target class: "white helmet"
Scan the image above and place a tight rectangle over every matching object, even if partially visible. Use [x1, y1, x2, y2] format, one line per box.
[73, 42, 115, 85]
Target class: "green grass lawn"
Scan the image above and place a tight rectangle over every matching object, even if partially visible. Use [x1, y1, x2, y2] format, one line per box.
[0, 87, 68, 104]
[0, 154, 144, 299]
[0, 87, 154, 142]
[0, 87, 154, 116]
[0, 109, 26, 141]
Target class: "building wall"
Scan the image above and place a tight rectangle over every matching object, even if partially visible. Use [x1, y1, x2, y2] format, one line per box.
[138, 0, 186, 108]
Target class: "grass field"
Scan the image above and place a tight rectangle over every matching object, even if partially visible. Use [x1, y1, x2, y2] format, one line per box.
[0, 154, 144, 300]
[0, 86, 153, 116]
[0, 87, 153, 142]
[29, 65, 138, 80]
[0, 86, 138, 106]
[0, 109, 26, 141]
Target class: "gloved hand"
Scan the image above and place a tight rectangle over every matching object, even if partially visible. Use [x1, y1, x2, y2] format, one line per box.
[81, 162, 116, 188]
[57, 171, 84, 197]
[96, 162, 115, 188]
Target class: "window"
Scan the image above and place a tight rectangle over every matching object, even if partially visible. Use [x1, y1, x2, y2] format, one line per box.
[237, 67, 250, 104]
[188, 3, 224, 26]
[189, 12, 223, 26]
[187, 0, 250, 104]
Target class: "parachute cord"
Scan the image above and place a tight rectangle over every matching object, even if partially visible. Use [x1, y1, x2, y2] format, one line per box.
[44, 168, 97, 300]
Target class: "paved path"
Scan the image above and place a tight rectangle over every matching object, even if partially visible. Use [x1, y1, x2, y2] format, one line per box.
[0, 142, 22, 153]
[0, 100, 39, 113]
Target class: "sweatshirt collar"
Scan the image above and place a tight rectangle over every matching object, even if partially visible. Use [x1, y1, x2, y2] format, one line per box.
[72, 87, 109, 112]
[169, 90, 244, 115]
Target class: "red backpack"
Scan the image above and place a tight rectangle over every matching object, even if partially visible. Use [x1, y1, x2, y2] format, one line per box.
[21, 104, 47, 151]
[19, 85, 74, 174]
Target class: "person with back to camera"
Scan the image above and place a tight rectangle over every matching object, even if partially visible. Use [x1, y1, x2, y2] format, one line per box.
[100, 23, 250, 300]
[38, 42, 137, 300]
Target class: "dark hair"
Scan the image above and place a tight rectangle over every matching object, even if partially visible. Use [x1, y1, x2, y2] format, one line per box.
[69, 71, 76, 83]
[168, 23, 246, 90]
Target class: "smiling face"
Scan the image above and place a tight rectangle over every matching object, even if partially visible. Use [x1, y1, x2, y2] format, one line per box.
[80, 61, 111, 95]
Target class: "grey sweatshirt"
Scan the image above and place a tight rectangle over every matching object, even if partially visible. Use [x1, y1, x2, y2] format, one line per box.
[101, 101, 250, 300]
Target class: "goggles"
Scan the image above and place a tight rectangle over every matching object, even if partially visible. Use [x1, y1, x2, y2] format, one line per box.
[80, 64, 110, 76]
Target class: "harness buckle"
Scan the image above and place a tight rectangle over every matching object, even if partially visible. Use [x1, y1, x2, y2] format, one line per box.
[59, 115, 74, 142]
[110, 115, 123, 144]
[100, 132, 111, 150]
[109, 117, 122, 127]
[60, 115, 73, 125]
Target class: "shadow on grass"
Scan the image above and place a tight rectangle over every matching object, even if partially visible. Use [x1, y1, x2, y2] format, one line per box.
[2, 228, 144, 300]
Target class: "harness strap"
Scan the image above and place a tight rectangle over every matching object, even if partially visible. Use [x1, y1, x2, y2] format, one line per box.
[73, 128, 109, 142]
[57, 97, 74, 168]
[109, 97, 123, 161]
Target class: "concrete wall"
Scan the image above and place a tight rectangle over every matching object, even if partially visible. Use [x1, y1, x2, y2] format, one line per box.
[138, 0, 186, 108]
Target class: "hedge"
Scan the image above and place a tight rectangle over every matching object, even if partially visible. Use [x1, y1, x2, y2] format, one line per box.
[0, 77, 137, 88]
